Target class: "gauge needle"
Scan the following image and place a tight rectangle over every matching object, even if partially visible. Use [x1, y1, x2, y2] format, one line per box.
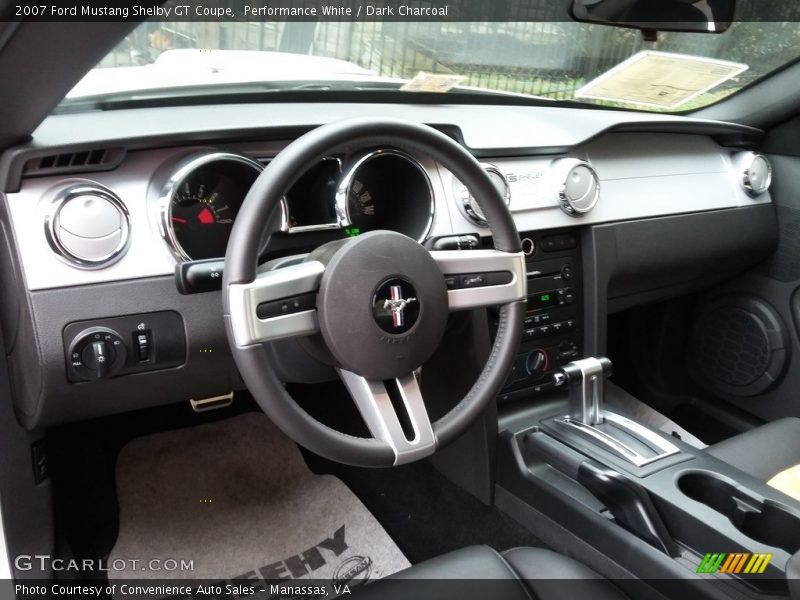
[171, 216, 188, 224]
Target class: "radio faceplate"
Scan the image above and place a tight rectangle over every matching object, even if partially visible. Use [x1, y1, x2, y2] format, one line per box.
[498, 229, 583, 402]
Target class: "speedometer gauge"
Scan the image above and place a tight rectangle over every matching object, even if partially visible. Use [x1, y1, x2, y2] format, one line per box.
[348, 179, 375, 217]
[160, 153, 265, 261]
[337, 150, 434, 242]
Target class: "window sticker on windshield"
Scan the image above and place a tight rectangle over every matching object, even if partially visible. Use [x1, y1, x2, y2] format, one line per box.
[400, 72, 465, 93]
[575, 51, 748, 109]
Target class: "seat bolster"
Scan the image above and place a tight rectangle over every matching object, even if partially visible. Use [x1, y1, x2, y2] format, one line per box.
[502, 547, 629, 600]
[352, 545, 534, 600]
[707, 417, 800, 481]
[503, 547, 609, 579]
[390, 545, 521, 580]
[352, 545, 630, 600]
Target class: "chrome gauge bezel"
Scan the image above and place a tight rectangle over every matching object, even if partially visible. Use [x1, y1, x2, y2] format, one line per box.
[158, 151, 288, 262]
[282, 156, 343, 234]
[454, 163, 511, 227]
[335, 148, 435, 243]
[44, 181, 131, 269]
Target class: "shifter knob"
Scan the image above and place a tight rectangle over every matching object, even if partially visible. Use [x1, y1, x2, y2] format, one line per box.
[552, 357, 613, 425]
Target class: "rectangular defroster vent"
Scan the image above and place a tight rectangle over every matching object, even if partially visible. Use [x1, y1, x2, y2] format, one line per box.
[22, 147, 126, 177]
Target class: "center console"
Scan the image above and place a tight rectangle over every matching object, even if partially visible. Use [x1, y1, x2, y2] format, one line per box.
[496, 353, 800, 599]
[488, 228, 800, 600]
[498, 228, 583, 402]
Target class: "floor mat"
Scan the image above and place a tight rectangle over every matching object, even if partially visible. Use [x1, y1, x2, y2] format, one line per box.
[109, 412, 410, 583]
[303, 453, 545, 564]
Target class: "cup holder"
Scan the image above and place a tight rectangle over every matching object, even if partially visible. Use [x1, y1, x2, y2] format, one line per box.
[678, 471, 800, 555]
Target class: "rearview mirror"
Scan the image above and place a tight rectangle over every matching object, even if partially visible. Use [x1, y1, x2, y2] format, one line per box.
[571, 0, 735, 33]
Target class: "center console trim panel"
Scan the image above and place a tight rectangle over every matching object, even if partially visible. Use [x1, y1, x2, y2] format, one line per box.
[552, 411, 681, 468]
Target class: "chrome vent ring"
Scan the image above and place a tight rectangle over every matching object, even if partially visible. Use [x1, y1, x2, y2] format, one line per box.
[741, 152, 772, 197]
[554, 158, 600, 216]
[44, 182, 130, 269]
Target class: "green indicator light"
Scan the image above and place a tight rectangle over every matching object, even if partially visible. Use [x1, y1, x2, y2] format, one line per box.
[540, 293, 551, 302]
[344, 227, 361, 237]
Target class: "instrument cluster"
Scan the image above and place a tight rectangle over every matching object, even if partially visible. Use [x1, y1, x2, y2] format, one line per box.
[158, 148, 436, 261]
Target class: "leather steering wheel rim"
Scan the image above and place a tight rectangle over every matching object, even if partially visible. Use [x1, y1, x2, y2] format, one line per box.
[223, 117, 525, 467]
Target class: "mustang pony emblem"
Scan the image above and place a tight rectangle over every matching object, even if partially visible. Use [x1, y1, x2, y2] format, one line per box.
[383, 285, 417, 328]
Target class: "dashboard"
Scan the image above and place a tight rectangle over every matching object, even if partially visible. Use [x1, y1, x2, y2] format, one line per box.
[0, 102, 778, 429]
[4, 130, 770, 292]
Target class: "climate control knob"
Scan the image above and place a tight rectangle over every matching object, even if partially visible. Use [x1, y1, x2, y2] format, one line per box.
[525, 348, 550, 378]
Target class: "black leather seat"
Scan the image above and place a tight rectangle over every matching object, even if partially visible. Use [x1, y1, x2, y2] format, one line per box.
[707, 417, 800, 482]
[354, 545, 628, 600]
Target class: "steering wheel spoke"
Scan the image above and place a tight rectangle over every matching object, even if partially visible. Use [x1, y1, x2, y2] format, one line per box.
[227, 260, 324, 346]
[431, 249, 527, 310]
[338, 368, 436, 466]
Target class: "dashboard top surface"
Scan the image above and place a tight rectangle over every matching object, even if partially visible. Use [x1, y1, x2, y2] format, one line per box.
[20, 102, 761, 154]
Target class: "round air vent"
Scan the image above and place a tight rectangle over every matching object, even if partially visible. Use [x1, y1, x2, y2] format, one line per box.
[45, 183, 130, 268]
[553, 158, 600, 216]
[452, 164, 510, 227]
[741, 152, 772, 197]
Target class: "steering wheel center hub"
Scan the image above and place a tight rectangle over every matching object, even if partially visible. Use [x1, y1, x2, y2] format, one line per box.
[316, 231, 448, 380]
[373, 278, 420, 334]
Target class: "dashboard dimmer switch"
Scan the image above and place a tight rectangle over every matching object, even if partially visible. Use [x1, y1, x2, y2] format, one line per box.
[136, 331, 151, 361]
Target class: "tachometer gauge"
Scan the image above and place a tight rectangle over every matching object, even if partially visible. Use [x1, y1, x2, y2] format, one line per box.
[169, 172, 237, 260]
[161, 153, 266, 261]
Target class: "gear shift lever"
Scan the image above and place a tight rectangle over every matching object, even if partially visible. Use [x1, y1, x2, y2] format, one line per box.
[552, 357, 613, 426]
[549, 356, 680, 467]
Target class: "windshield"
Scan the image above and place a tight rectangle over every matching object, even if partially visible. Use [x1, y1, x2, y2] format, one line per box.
[61, 15, 800, 113]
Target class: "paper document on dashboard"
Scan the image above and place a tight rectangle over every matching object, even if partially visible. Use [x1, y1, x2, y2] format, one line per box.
[575, 51, 748, 109]
[400, 71, 465, 93]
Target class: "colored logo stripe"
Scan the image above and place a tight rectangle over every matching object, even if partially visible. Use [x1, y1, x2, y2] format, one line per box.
[697, 553, 773, 574]
[720, 553, 747, 573]
[697, 553, 726, 573]
[744, 553, 773, 574]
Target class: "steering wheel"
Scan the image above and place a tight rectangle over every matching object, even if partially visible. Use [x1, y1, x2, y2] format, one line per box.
[222, 118, 526, 467]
